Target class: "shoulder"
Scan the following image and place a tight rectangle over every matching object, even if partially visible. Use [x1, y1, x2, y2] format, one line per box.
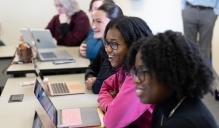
[72, 10, 89, 19]
[52, 14, 59, 20]
[167, 97, 217, 127]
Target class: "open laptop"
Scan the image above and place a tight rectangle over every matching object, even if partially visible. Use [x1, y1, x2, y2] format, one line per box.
[20, 28, 73, 61]
[32, 111, 45, 128]
[32, 58, 85, 96]
[20, 28, 35, 46]
[33, 79, 101, 128]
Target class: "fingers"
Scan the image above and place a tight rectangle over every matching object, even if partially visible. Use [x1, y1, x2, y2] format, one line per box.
[81, 43, 87, 48]
[79, 44, 87, 57]
[85, 77, 96, 90]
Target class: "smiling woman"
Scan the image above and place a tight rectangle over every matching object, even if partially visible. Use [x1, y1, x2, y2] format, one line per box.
[97, 16, 153, 128]
[126, 30, 217, 128]
[84, 3, 123, 94]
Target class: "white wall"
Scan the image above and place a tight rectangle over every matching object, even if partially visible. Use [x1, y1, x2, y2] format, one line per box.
[0, 0, 219, 75]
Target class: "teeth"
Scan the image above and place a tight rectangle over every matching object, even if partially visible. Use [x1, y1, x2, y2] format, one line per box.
[136, 88, 142, 96]
[108, 55, 114, 59]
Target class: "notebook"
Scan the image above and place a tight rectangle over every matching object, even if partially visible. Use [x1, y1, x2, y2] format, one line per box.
[32, 58, 85, 96]
[32, 111, 45, 128]
[20, 28, 73, 61]
[33, 79, 101, 128]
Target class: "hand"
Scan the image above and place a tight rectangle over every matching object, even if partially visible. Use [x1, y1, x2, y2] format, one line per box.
[59, 13, 70, 24]
[109, 89, 119, 98]
[79, 43, 87, 57]
[85, 77, 96, 90]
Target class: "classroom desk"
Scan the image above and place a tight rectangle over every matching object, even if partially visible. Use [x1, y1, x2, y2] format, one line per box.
[0, 45, 16, 58]
[6, 46, 90, 77]
[0, 45, 16, 94]
[0, 74, 103, 128]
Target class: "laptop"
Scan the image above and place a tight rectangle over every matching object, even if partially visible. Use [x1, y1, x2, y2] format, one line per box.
[20, 28, 73, 61]
[20, 28, 35, 46]
[33, 79, 101, 128]
[32, 58, 85, 96]
[32, 111, 45, 128]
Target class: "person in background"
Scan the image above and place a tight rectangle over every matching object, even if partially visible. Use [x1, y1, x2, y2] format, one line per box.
[98, 16, 154, 128]
[85, 3, 123, 94]
[79, 0, 115, 60]
[46, 0, 90, 46]
[126, 30, 217, 128]
[181, 0, 219, 62]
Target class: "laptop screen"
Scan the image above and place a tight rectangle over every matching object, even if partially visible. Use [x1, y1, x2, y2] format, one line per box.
[32, 58, 44, 81]
[34, 79, 57, 126]
[32, 111, 44, 128]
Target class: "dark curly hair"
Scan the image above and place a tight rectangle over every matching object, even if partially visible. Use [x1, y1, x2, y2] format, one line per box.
[126, 30, 214, 99]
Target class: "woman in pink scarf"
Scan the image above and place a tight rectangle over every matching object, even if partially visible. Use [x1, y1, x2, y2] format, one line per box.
[98, 16, 154, 128]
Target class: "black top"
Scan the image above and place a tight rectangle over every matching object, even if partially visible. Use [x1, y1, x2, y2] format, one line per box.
[152, 93, 217, 128]
[85, 44, 116, 94]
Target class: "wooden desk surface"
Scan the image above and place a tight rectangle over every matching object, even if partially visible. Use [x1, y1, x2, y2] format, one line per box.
[6, 46, 90, 76]
[0, 45, 16, 58]
[0, 74, 101, 128]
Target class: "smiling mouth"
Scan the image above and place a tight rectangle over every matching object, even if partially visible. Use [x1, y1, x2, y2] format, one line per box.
[94, 31, 100, 33]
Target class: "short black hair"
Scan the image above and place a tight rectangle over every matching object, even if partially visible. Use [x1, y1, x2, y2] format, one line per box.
[104, 16, 153, 48]
[126, 30, 214, 99]
[97, 3, 123, 20]
[89, 0, 115, 11]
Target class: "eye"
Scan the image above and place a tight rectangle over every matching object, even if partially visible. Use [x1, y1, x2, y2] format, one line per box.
[97, 20, 102, 24]
[111, 42, 118, 46]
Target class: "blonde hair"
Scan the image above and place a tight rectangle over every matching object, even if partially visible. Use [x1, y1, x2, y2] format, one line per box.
[59, 0, 80, 16]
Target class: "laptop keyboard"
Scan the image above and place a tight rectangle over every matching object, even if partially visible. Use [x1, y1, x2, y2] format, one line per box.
[41, 52, 57, 59]
[50, 83, 70, 94]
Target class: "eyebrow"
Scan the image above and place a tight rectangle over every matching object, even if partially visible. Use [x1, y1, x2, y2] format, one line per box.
[136, 65, 146, 69]
[107, 39, 117, 42]
[94, 18, 102, 21]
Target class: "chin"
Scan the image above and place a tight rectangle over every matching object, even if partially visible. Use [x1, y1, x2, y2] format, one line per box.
[94, 34, 102, 39]
[140, 98, 151, 104]
[111, 63, 116, 68]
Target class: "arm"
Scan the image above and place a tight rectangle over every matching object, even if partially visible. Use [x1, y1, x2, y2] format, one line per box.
[92, 58, 116, 94]
[85, 46, 106, 79]
[57, 11, 90, 46]
[97, 72, 120, 112]
[214, 0, 219, 15]
[103, 75, 153, 128]
[85, 49, 102, 80]
[46, 11, 90, 46]
[181, 0, 187, 10]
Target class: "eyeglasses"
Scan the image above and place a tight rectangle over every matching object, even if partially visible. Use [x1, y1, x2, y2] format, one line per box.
[102, 39, 121, 50]
[131, 67, 150, 83]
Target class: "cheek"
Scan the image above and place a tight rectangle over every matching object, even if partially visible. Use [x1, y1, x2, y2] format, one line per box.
[141, 80, 160, 104]
[100, 24, 106, 32]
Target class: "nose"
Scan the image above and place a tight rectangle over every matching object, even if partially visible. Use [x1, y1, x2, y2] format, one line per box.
[92, 22, 96, 29]
[105, 45, 113, 53]
[91, 11, 95, 18]
[133, 76, 141, 84]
